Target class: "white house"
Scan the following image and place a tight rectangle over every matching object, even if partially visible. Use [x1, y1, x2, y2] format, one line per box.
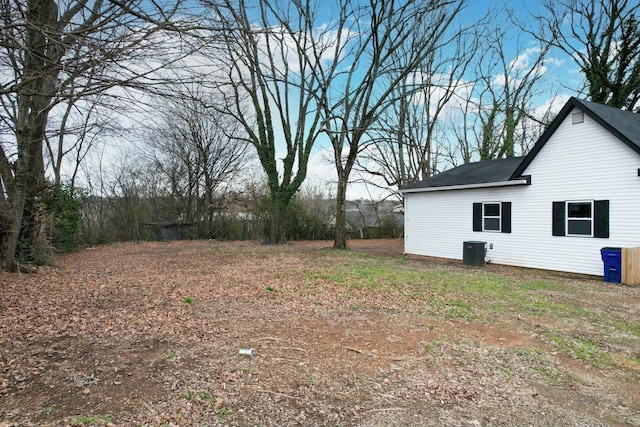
[400, 97, 640, 276]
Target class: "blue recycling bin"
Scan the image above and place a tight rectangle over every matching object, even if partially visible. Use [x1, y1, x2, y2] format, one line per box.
[600, 247, 622, 283]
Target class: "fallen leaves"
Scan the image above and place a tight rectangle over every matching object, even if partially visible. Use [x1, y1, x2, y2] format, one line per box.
[0, 239, 639, 427]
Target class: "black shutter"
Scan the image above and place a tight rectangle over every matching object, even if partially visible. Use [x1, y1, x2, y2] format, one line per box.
[594, 200, 610, 238]
[473, 203, 482, 231]
[501, 202, 511, 233]
[552, 201, 565, 236]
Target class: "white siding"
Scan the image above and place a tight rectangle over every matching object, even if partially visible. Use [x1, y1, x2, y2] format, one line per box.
[405, 107, 640, 276]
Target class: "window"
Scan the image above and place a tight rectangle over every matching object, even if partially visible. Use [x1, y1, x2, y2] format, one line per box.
[552, 200, 609, 238]
[473, 202, 511, 233]
[483, 202, 501, 231]
[566, 201, 593, 236]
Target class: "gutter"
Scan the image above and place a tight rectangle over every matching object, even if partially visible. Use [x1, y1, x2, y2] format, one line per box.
[400, 177, 531, 194]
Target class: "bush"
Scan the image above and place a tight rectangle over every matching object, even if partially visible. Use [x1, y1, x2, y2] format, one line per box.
[42, 185, 84, 253]
[254, 196, 333, 242]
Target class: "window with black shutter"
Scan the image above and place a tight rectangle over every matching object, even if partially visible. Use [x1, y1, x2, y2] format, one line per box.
[552, 200, 609, 238]
[501, 202, 511, 233]
[473, 201, 512, 233]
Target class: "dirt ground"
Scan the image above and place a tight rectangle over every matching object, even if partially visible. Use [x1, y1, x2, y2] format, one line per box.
[1, 239, 639, 426]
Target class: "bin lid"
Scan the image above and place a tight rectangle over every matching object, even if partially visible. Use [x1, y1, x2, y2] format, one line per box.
[600, 247, 621, 252]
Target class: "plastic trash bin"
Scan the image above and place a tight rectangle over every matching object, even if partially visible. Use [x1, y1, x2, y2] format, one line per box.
[463, 241, 486, 266]
[600, 247, 622, 283]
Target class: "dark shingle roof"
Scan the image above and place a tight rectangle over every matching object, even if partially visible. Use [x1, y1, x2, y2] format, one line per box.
[402, 98, 640, 192]
[402, 157, 524, 190]
[575, 98, 640, 150]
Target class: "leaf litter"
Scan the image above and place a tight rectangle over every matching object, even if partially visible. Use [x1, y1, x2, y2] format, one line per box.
[0, 239, 639, 426]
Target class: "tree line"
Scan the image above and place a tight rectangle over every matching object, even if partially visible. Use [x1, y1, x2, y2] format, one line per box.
[0, 0, 638, 270]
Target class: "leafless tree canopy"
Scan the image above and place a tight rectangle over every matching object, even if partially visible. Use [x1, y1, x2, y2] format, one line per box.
[357, 20, 480, 191]
[144, 88, 251, 234]
[535, 0, 640, 111]
[457, 18, 553, 162]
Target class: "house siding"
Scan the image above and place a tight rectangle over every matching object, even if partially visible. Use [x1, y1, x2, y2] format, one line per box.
[404, 107, 640, 276]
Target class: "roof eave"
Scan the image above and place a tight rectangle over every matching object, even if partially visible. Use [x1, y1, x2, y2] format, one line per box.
[400, 177, 530, 194]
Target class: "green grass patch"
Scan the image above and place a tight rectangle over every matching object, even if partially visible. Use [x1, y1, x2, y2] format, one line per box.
[422, 338, 448, 353]
[615, 320, 640, 338]
[181, 389, 232, 421]
[300, 251, 637, 371]
[303, 261, 580, 321]
[545, 333, 613, 367]
[510, 347, 573, 387]
[303, 264, 427, 291]
[444, 299, 475, 320]
[518, 280, 561, 291]
[519, 299, 574, 315]
[531, 362, 573, 388]
[70, 414, 112, 425]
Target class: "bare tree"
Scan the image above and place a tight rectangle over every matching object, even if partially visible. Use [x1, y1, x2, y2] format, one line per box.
[44, 95, 120, 188]
[356, 23, 480, 192]
[482, 30, 550, 159]
[0, 0, 196, 270]
[310, 0, 467, 249]
[201, 0, 328, 243]
[145, 87, 251, 235]
[533, 0, 640, 111]
[449, 18, 553, 163]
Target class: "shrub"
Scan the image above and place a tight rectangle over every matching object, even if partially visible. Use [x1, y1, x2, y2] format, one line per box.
[42, 184, 84, 253]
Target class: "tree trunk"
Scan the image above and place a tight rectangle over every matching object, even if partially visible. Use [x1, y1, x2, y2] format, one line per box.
[3, 0, 56, 270]
[333, 175, 348, 250]
[204, 179, 212, 237]
[4, 192, 26, 272]
[6, 107, 48, 270]
[269, 195, 288, 244]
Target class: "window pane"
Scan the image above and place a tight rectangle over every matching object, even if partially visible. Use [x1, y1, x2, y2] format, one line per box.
[568, 202, 591, 218]
[484, 218, 500, 231]
[484, 203, 500, 216]
[568, 219, 591, 235]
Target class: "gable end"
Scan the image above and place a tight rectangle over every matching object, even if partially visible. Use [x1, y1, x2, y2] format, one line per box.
[511, 98, 640, 179]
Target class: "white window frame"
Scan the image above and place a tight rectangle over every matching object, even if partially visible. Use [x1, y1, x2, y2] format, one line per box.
[566, 200, 594, 237]
[482, 202, 501, 232]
